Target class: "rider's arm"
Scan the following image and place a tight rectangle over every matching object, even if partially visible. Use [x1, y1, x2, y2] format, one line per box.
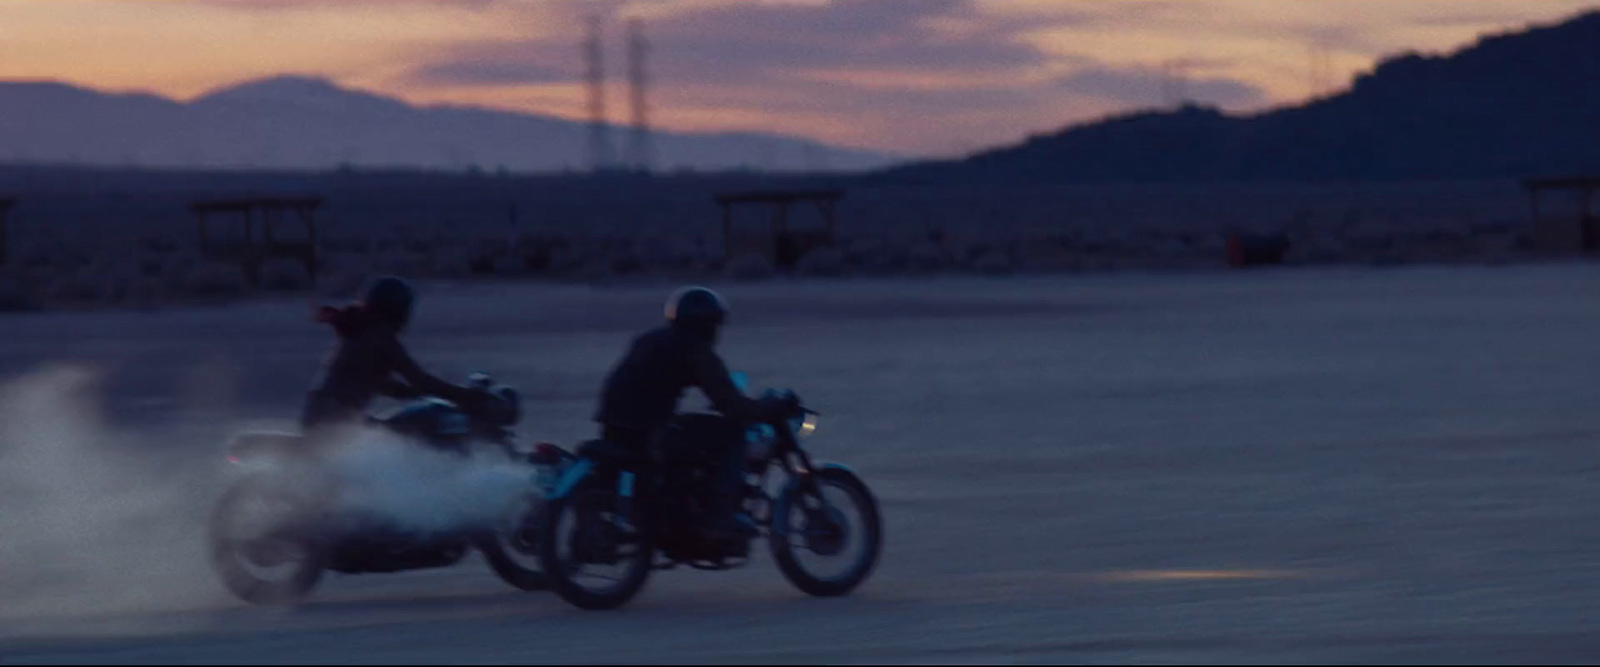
[384, 338, 478, 407]
[378, 378, 420, 399]
[689, 345, 769, 425]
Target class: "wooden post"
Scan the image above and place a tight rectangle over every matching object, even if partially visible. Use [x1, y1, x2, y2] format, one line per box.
[0, 199, 12, 266]
[722, 201, 733, 261]
[262, 203, 278, 247]
[816, 199, 836, 238]
[771, 199, 789, 269]
[1583, 186, 1595, 252]
[196, 210, 210, 254]
[243, 206, 260, 288]
[299, 203, 319, 285]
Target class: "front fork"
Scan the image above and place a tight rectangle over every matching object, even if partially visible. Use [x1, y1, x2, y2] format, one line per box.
[616, 470, 638, 531]
[783, 435, 823, 497]
[762, 442, 829, 537]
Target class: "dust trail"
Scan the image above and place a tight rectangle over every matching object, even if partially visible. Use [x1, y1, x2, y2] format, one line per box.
[0, 364, 543, 620]
[0, 365, 225, 618]
[315, 424, 541, 538]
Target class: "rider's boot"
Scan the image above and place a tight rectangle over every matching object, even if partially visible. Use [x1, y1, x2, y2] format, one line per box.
[699, 480, 759, 544]
[699, 437, 757, 544]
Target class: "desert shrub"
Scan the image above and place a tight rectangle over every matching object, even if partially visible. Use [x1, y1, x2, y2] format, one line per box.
[971, 249, 1015, 275]
[725, 253, 776, 280]
[796, 247, 845, 277]
[185, 261, 249, 299]
[261, 259, 313, 292]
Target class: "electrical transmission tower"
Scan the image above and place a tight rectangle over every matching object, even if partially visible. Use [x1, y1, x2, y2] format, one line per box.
[627, 18, 654, 173]
[585, 14, 614, 172]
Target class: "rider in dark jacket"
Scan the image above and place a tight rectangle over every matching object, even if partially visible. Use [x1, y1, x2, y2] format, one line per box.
[301, 276, 482, 433]
[594, 286, 787, 541]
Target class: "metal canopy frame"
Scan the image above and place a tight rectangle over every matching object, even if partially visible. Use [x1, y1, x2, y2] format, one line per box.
[714, 189, 842, 264]
[191, 196, 324, 287]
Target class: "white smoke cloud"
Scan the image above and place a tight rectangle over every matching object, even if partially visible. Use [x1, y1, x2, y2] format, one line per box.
[0, 364, 543, 620]
[316, 425, 542, 538]
[0, 365, 223, 618]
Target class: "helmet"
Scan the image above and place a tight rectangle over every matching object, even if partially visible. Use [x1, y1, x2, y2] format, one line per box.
[665, 286, 727, 330]
[363, 276, 416, 330]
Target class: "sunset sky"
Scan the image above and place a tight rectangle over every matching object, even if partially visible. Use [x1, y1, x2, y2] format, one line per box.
[3, 0, 1598, 157]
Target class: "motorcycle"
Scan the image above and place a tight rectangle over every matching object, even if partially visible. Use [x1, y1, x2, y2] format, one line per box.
[206, 372, 575, 606]
[536, 373, 883, 611]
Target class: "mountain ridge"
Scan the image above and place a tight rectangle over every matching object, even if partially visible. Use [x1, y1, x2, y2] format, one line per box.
[0, 75, 895, 173]
[880, 9, 1600, 184]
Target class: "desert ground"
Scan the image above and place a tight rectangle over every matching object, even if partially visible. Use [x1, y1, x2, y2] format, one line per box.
[3, 263, 1600, 664]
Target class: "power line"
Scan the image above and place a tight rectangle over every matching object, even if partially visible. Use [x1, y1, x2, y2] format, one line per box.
[627, 17, 654, 173]
[584, 14, 614, 172]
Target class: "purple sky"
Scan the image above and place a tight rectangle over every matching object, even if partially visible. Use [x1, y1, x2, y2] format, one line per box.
[3, 0, 1597, 156]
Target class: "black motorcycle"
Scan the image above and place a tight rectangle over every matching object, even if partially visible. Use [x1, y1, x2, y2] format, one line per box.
[207, 373, 574, 606]
[536, 374, 883, 610]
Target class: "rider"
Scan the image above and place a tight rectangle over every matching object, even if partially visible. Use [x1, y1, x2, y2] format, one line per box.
[301, 276, 484, 435]
[594, 286, 791, 542]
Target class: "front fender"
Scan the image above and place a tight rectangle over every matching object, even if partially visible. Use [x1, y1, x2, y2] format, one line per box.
[548, 459, 595, 500]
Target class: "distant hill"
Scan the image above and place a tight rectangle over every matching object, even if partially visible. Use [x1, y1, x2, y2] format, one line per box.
[0, 75, 896, 174]
[881, 10, 1600, 184]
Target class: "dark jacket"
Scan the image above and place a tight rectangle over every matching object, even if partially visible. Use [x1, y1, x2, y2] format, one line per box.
[301, 304, 475, 429]
[595, 324, 766, 433]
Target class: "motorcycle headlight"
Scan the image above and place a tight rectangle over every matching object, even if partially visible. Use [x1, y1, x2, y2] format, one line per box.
[798, 412, 817, 437]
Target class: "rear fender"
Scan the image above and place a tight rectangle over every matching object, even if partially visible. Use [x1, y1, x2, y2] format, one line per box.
[549, 459, 595, 500]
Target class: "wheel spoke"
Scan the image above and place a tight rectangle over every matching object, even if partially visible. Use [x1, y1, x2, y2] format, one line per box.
[552, 487, 649, 598]
[774, 472, 879, 591]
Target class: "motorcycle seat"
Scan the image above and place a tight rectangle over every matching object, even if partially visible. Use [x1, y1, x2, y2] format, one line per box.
[577, 439, 648, 468]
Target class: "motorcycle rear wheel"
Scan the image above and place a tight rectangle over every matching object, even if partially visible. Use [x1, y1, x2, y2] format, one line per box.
[207, 476, 326, 605]
[538, 480, 654, 611]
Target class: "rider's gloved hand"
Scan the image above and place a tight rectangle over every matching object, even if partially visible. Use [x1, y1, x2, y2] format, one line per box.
[386, 381, 422, 399]
[756, 389, 799, 423]
[460, 386, 507, 421]
[457, 387, 490, 411]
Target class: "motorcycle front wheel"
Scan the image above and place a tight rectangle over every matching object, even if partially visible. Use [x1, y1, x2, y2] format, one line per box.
[537, 479, 654, 611]
[770, 466, 883, 597]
